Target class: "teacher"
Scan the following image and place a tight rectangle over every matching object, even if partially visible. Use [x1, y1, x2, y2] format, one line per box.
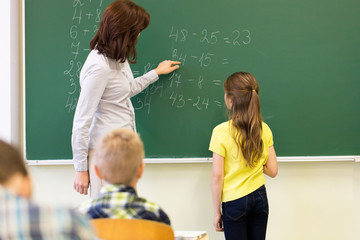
[71, 0, 180, 197]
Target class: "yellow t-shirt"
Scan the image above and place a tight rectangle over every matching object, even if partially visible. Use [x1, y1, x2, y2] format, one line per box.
[209, 121, 274, 202]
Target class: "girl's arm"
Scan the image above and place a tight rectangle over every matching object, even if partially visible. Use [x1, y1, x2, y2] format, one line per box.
[211, 152, 224, 232]
[263, 146, 278, 178]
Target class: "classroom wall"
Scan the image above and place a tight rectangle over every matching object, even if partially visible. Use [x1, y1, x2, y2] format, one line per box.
[28, 162, 360, 240]
[0, 0, 20, 145]
[0, 0, 12, 142]
[4, 2, 360, 240]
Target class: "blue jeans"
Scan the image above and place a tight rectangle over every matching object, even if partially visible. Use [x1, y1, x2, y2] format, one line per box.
[222, 185, 269, 240]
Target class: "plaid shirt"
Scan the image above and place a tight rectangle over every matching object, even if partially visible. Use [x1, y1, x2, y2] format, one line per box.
[0, 186, 94, 240]
[80, 184, 170, 225]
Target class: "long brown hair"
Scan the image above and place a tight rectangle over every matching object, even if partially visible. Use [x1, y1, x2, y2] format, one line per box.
[90, 0, 150, 63]
[224, 72, 263, 167]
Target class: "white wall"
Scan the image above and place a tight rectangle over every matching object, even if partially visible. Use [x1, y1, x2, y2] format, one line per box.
[0, 0, 12, 142]
[29, 161, 360, 240]
[0, 0, 20, 145]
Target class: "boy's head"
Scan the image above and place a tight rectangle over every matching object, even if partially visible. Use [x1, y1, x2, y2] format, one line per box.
[94, 129, 145, 186]
[0, 140, 32, 198]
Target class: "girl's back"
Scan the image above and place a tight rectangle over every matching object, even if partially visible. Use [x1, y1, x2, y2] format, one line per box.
[209, 72, 277, 240]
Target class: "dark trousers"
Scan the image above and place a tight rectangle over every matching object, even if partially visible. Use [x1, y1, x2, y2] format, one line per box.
[222, 185, 269, 240]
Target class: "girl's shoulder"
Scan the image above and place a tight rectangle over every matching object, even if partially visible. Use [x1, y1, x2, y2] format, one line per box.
[261, 121, 273, 133]
[212, 121, 232, 136]
[213, 121, 231, 130]
[261, 121, 274, 144]
[262, 121, 270, 130]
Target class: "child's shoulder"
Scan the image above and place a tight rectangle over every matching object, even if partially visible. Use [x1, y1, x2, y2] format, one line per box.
[261, 121, 274, 142]
[77, 198, 92, 215]
[213, 121, 231, 130]
[261, 121, 272, 132]
[262, 121, 270, 129]
[212, 121, 232, 136]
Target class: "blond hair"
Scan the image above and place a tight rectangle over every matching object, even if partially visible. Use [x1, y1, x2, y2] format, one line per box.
[94, 129, 144, 185]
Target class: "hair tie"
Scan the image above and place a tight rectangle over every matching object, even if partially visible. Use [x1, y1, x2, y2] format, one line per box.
[252, 89, 255, 92]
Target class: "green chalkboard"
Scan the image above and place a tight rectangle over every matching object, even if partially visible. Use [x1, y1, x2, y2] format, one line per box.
[25, 0, 360, 160]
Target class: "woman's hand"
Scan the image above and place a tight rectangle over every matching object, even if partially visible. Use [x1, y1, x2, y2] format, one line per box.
[154, 60, 181, 75]
[73, 171, 90, 195]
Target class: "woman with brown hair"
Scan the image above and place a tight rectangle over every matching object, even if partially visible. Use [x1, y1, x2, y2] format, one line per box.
[209, 72, 278, 240]
[72, 0, 180, 198]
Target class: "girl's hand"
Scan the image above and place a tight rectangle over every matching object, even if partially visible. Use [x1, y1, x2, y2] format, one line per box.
[154, 60, 181, 75]
[213, 213, 224, 232]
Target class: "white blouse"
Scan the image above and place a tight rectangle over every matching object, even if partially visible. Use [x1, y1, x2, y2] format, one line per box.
[71, 50, 158, 171]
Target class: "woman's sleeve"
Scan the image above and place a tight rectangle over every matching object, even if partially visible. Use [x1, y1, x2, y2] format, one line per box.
[129, 70, 159, 98]
[71, 65, 108, 171]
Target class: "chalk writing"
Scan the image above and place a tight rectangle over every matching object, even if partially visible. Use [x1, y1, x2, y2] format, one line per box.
[64, 8, 239, 113]
[169, 27, 252, 46]
[64, 0, 110, 112]
[132, 25, 252, 114]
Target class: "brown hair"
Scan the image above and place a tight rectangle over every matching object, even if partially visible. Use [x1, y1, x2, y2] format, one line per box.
[90, 0, 150, 63]
[95, 129, 144, 185]
[0, 140, 28, 184]
[224, 72, 263, 167]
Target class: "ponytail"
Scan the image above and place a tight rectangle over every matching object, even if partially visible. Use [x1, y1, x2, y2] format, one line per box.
[224, 72, 263, 167]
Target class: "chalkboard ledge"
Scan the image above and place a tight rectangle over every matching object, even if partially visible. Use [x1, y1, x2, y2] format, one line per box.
[26, 156, 360, 165]
[277, 156, 360, 163]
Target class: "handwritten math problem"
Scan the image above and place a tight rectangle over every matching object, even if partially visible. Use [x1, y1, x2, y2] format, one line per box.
[132, 26, 252, 114]
[63, 2, 251, 115]
[168, 27, 251, 46]
[64, 0, 110, 112]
